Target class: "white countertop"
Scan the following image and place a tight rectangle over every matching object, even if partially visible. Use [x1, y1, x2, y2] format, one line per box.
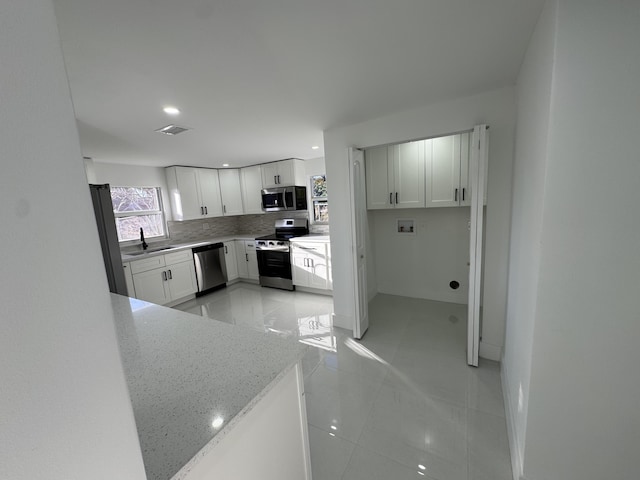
[120, 233, 265, 262]
[110, 294, 306, 480]
[290, 234, 331, 243]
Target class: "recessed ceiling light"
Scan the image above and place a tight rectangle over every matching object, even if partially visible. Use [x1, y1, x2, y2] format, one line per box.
[222, 163, 230, 167]
[163, 106, 180, 115]
[311, 145, 320, 150]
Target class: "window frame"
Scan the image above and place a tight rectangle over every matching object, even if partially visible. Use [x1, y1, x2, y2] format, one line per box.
[309, 174, 329, 225]
[110, 186, 168, 244]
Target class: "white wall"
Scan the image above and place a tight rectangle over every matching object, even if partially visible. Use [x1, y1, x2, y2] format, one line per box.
[92, 161, 171, 221]
[501, 1, 557, 476]
[304, 156, 326, 177]
[324, 87, 515, 359]
[514, 2, 640, 479]
[0, 1, 146, 479]
[370, 208, 470, 304]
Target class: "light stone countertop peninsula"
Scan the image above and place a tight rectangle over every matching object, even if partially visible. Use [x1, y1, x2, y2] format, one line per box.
[110, 294, 307, 480]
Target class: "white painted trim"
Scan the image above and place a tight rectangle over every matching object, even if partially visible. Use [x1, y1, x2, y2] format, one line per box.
[467, 125, 488, 366]
[501, 362, 525, 480]
[479, 341, 502, 361]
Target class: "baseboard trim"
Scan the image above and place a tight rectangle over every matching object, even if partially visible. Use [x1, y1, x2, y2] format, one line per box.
[501, 362, 525, 480]
[479, 341, 502, 361]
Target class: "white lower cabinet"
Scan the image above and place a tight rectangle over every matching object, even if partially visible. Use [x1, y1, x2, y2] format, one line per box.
[223, 241, 239, 282]
[122, 262, 135, 297]
[180, 364, 311, 480]
[235, 240, 259, 280]
[291, 242, 332, 291]
[130, 250, 197, 305]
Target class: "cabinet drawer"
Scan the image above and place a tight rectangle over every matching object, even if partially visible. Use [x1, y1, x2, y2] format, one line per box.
[244, 241, 256, 251]
[292, 243, 323, 252]
[130, 255, 166, 274]
[165, 249, 193, 266]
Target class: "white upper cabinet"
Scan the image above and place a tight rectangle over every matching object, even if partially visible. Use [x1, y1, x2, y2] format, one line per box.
[198, 168, 223, 217]
[365, 146, 393, 209]
[218, 169, 244, 216]
[240, 165, 264, 214]
[166, 166, 223, 220]
[365, 141, 425, 209]
[261, 159, 306, 188]
[392, 140, 425, 208]
[168, 167, 201, 220]
[425, 133, 473, 208]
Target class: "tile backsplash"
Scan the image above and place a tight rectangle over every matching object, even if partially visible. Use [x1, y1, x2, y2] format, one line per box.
[167, 210, 324, 243]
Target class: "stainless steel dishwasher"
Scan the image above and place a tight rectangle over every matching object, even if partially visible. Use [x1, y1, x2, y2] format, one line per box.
[192, 243, 227, 295]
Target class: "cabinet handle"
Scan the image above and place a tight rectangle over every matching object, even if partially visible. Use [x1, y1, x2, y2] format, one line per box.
[200, 206, 204, 215]
[274, 175, 277, 184]
[390, 192, 393, 204]
[303, 258, 307, 267]
[204, 206, 208, 215]
[462, 188, 465, 201]
[309, 258, 314, 268]
[246, 253, 248, 262]
[224, 245, 228, 254]
[455, 188, 458, 202]
[162, 271, 167, 281]
[168, 269, 172, 280]
[223, 205, 226, 214]
[396, 192, 398, 204]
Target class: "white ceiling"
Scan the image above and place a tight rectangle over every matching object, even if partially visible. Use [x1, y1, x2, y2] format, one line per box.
[53, 0, 544, 168]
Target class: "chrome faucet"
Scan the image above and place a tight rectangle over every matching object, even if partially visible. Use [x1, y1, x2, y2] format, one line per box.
[140, 228, 149, 250]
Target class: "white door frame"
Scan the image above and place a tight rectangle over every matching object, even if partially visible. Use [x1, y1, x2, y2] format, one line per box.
[347, 125, 487, 364]
[349, 147, 369, 339]
[467, 125, 488, 366]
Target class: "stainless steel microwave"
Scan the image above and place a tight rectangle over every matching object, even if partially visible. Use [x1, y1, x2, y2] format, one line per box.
[261, 186, 307, 212]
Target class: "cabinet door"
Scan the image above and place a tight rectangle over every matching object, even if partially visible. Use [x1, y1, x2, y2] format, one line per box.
[132, 268, 169, 305]
[426, 135, 461, 207]
[275, 159, 295, 185]
[122, 262, 135, 297]
[241, 165, 264, 214]
[459, 132, 471, 207]
[365, 146, 393, 209]
[223, 242, 239, 281]
[166, 260, 197, 300]
[261, 163, 280, 188]
[291, 250, 309, 287]
[244, 241, 259, 280]
[393, 140, 425, 208]
[172, 167, 203, 220]
[219, 169, 244, 216]
[198, 168, 223, 217]
[305, 244, 329, 290]
[235, 240, 249, 278]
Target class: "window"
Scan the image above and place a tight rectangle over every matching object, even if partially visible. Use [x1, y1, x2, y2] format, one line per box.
[110, 186, 166, 242]
[310, 175, 329, 224]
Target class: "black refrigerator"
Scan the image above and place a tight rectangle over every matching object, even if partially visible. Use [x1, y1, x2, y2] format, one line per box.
[90, 184, 128, 295]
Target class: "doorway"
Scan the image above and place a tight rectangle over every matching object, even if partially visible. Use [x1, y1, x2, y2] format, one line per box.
[349, 125, 488, 366]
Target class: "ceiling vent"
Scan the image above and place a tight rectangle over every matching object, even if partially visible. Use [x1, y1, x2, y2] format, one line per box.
[155, 124, 190, 136]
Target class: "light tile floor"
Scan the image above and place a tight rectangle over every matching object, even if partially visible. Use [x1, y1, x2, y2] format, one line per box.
[175, 283, 511, 480]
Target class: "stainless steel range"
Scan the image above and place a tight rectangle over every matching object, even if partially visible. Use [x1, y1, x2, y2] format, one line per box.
[255, 218, 309, 290]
